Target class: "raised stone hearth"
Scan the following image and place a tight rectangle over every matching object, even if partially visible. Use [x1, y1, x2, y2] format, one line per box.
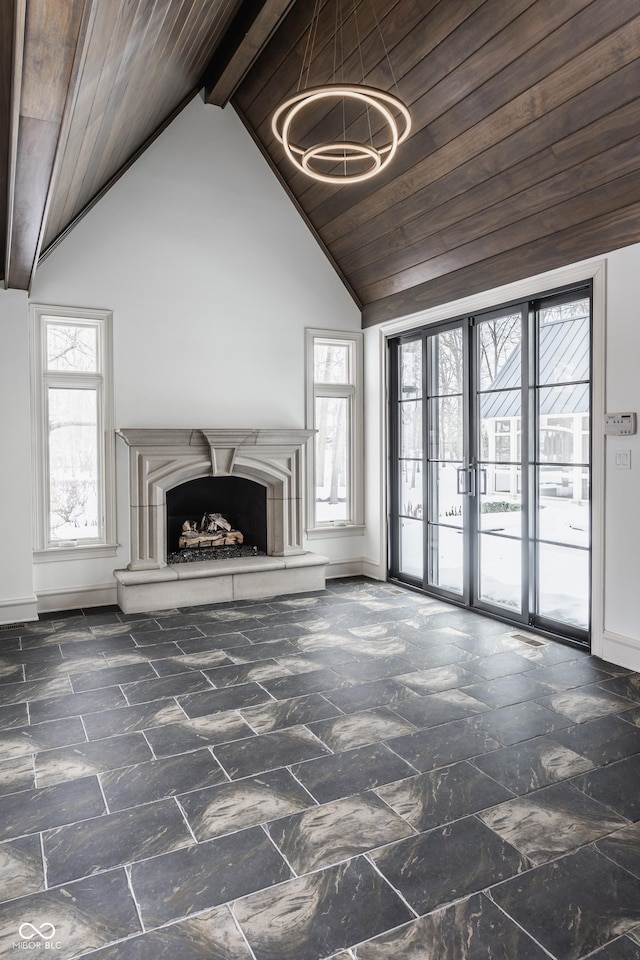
[114, 429, 327, 613]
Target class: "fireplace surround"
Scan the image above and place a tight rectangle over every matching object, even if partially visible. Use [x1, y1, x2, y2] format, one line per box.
[113, 429, 328, 612]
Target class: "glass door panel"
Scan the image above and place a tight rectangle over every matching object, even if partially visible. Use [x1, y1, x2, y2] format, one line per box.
[389, 286, 591, 646]
[426, 326, 465, 597]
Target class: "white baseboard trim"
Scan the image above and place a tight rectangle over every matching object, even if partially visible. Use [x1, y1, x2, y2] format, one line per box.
[0, 595, 39, 626]
[325, 559, 365, 579]
[600, 629, 640, 672]
[362, 558, 387, 581]
[36, 582, 117, 614]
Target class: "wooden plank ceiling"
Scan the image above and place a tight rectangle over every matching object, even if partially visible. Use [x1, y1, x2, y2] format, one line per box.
[3, 0, 640, 327]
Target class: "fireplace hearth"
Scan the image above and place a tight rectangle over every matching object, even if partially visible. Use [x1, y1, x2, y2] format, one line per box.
[114, 429, 328, 612]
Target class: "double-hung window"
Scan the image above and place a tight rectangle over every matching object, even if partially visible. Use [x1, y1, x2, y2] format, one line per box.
[306, 329, 363, 534]
[31, 305, 116, 559]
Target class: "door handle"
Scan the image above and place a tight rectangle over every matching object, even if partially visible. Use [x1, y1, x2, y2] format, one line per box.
[468, 466, 476, 497]
[456, 467, 467, 494]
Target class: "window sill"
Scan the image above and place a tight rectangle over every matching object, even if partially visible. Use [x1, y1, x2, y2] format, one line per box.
[33, 543, 120, 563]
[306, 524, 365, 539]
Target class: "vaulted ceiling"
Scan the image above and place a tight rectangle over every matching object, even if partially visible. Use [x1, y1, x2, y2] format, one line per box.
[3, 0, 640, 326]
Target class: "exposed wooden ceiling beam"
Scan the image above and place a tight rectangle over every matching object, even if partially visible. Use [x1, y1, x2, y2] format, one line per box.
[1, 0, 25, 287]
[204, 0, 296, 108]
[4, 0, 87, 291]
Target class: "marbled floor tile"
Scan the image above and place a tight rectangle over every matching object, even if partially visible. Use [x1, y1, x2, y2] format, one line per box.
[618, 706, 640, 728]
[390, 689, 491, 728]
[197, 618, 264, 638]
[179, 682, 274, 719]
[143, 711, 255, 758]
[583, 937, 640, 960]
[87, 904, 255, 960]
[178, 767, 314, 840]
[69, 661, 157, 692]
[25, 653, 108, 681]
[323, 678, 419, 715]
[308, 708, 417, 752]
[150, 649, 234, 676]
[395, 665, 480, 695]
[58, 634, 137, 658]
[599, 674, 640, 703]
[352, 891, 548, 960]
[35, 732, 153, 787]
[595, 821, 640, 879]
[472, 700, 572, 745]
[510, 640, 590, 667]
[177, 633, 253, 655]
[130, 825, 291, 929]
[202, 659, 293, 688]
[0, 834, 44, 901]
[538, 685, 636, 723]
[277, 648, 360, 670]
[88, 620, 149, 637]
[572, 754, 640, 820]
[0, 661, 24, 685]
[213, 724, 331, 779]
[471, 735, 595, 795]
[0, 868, 141, 960]
[375, 760, 514, 832]
[234, 855, 413, 960]
[122, 671, 214, 705]
[82, 699, 186, 740]
[462, 650, 535, 680]
[29, 686, 128, 724]
[267, 791, 413, 873]
[386, 718, 501, 772]
[0, 716, 86, 761]
[330, 657, 414, 683]
[0, 755, 34, 796]
[103, 642, 184, 667]
[392, 642, 476, 672]
[449, 632, 525, 657]
[525, 658, 618, 691]
[241, 623, 313, 644]
[43, 797, 193, 886]
[259, 668, 351, 701]
[239, 693, 343, 734]
[0, 676, 71, 707]
[490, 846, 640, 960]
[0, 702, 28, 729]
[479, 780, 627, 864]
[551, 714, 640, 766]
[225, 639, 302, 663]
[370, 815, 529, 915]
[0, 775, 104, 840]
[100, 748, 227, 811]
[460, 673, 556, 708]
[290, 742, 418, 804]
[130, 625, 206, 646]
[20, 625, 92, 648]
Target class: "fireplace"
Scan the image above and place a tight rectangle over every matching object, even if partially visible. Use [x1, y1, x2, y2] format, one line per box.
[113, 429, 327, 612]
[166, 476, 267, 558]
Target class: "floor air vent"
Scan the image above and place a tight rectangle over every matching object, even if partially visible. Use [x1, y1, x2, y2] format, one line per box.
[512, 633, 546, 646]
[0, 622, 26, 631]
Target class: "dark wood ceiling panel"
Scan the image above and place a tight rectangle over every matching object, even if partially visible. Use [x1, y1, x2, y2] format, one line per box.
[42, 0, 240, 251]
[363, 199, 640, 325]
[4, 0, 640, 317]
[4, 0, 86, 289]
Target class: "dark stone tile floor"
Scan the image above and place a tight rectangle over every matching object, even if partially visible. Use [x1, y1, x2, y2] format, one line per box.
[1, 577, 640, 959]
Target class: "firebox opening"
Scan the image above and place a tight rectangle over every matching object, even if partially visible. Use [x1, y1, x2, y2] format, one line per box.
[166, 476, 267, 562]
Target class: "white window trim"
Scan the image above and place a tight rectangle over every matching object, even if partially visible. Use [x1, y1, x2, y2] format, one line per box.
[30, 303, 117, 562]
[305, 327, 364, 537]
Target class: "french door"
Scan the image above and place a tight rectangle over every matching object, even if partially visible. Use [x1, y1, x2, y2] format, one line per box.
[389, 285, 591, 645]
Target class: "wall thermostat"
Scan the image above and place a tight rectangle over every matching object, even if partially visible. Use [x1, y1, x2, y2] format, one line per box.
[604, 413, 637, 436]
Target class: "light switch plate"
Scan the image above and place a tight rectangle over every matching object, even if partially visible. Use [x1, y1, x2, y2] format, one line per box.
[614, 450, 631, 469]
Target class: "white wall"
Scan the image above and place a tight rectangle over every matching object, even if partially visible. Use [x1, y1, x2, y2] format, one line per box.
[21, 94, 362, 606]
[364, 243, 640, 671]
[0, 289, 37, 624]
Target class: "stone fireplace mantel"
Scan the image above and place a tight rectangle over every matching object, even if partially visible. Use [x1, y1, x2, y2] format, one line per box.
[113, 428, 327, 612]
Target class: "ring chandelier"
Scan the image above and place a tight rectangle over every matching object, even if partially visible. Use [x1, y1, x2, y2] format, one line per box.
[271, 1, 411, 185]
[272, 83, 411, 185]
